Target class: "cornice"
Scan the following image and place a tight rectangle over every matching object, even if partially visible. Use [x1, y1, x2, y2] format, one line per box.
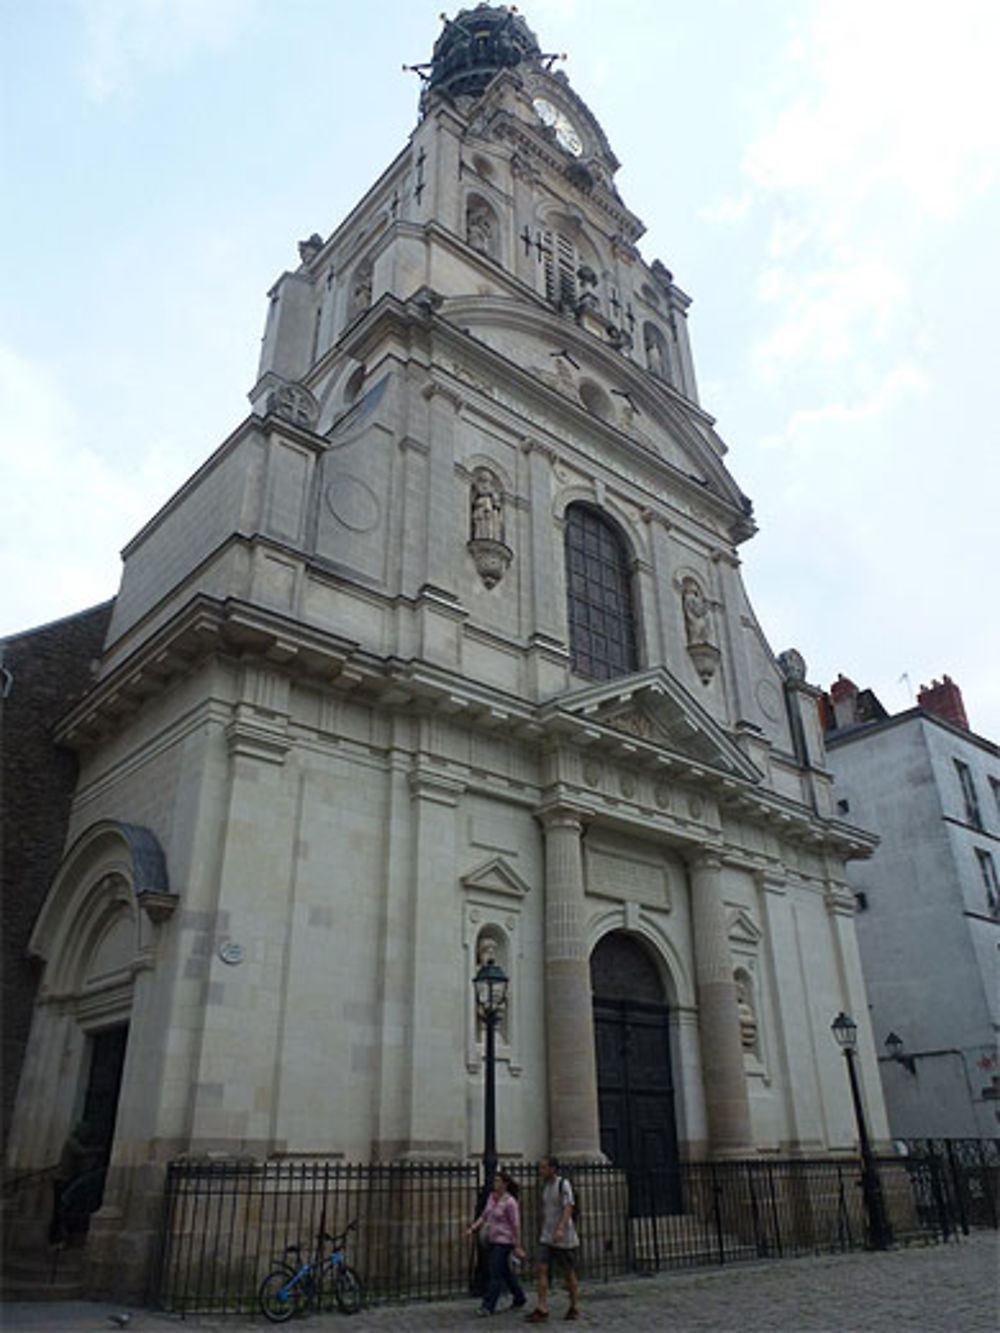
[57, 586, 879, 866]
[56, 593, 364, 749]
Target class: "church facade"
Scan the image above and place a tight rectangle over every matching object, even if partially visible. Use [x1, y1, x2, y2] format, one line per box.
[6, 4, 887, 1291]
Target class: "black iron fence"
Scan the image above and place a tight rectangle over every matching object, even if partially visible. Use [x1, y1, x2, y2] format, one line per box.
[153, 1144, 998, 1314]
[902, 1137, 1000, 1235]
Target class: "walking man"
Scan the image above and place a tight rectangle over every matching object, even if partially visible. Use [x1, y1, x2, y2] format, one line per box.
[526, 1156, 580, 1322]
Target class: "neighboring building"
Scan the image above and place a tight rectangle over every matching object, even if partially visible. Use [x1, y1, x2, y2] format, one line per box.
[6, 5, 887, 1296]
[0, 603, 114, 1156]
[823, 674, 1000, 1139]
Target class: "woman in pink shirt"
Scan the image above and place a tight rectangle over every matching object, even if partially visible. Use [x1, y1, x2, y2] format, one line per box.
[467, 1172, 527, 1316]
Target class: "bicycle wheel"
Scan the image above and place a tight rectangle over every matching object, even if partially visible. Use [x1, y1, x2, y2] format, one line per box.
[259, 1268, 305, 1323]
[334, 1265, 364, 1314]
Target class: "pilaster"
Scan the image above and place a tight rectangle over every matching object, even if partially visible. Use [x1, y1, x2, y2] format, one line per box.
[396, 763, 467, 1159]
[421, 382, 463, 599]
[688, 852, 752, 1155]
[539, 806, 602, 1161]
[755, 869, 820, 1152]
[825, 880, 890, 1144]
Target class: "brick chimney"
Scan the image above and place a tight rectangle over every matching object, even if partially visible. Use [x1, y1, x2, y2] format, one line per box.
[917, 675, 969, 730]
[829, 674, 860, 729]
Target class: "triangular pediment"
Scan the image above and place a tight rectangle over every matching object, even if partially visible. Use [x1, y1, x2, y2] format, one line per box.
[728, 907, 763, 946]
[461, 856, 532, 901]
[541, 667, 763, 783]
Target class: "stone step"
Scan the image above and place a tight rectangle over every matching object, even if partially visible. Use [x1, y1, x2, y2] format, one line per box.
[629, 1214, 755, 1265]
[0, 1246, 87, 1301]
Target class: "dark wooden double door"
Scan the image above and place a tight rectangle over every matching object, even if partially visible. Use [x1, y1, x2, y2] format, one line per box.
[591, 934, 681, 1214]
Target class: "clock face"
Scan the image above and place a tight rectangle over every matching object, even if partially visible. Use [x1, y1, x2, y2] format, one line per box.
[532, 97, 584, 158]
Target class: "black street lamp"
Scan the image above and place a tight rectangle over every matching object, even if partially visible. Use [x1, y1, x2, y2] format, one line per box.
[471, 956, 508, 1296]
[474, 957, 509, 1189]
[831, 1011, 893, 1250]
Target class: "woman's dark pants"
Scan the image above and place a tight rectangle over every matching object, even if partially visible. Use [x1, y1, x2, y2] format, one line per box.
[480, 1242, 526, 1313]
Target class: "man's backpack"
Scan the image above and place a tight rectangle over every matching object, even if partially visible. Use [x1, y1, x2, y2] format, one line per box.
[558, 1175, 580, 1229]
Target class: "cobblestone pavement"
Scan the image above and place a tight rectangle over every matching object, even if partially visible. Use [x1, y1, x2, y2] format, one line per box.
[2, 1232, 997, 1333]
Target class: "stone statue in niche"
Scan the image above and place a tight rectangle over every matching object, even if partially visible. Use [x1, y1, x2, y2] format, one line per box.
[645, 324, 667, 379]
[471, 469, 504, 543]
[467, 467, 513, 589]
[735, 976, 758, 1052]
[682, 578, 712, 645]
[681, 577, 720, 684]
[350, 263, 373, 318]
[474, 933, 509, 1044]
[466, 204, 494, 256]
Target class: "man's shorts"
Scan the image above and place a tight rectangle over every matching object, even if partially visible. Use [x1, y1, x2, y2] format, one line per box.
[538, 1244, 577, 1271]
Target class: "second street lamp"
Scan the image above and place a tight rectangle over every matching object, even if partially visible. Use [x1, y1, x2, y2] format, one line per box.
[831, 1011, 893, 1250]
[474, 957, 509, 1191]
[472, 957, 509, 1297]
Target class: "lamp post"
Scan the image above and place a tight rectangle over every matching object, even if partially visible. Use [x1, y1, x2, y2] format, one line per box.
[474, 957, 509, 1190]
[472, 957, 508, 1296]
[831, 1011, 893, 1250]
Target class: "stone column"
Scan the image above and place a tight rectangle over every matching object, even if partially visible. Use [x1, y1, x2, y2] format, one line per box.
[689, 853, 753, 1154]
[523, 439, 562, 643]
[540, 809, 602, 1161]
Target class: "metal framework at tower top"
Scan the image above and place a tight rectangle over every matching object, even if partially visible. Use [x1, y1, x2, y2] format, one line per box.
[406, 4, 563, 110]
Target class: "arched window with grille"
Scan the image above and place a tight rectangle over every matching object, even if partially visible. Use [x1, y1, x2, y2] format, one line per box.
[564, 503, 639, 680]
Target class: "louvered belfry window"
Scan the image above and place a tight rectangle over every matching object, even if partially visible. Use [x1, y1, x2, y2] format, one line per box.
[544, 230, 577, 309]
[564, 503, 638, 680]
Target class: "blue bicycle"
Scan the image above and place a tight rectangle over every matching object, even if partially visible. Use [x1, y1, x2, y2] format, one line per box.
[259, 1219, 364, 1320]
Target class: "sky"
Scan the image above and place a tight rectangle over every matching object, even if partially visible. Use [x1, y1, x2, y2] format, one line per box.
[2, 0, 998, 739]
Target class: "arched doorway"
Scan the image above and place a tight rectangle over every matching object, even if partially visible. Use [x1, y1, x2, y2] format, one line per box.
[591, 931, 681, 1213]
[7, 821, 175, 1252]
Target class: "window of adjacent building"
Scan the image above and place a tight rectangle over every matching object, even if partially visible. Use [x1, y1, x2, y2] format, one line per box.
[975, 848, 1000, 916]
[564, 502, 638, 681]
[990, 776, 1000, 823]
[954, 759, 983, 828]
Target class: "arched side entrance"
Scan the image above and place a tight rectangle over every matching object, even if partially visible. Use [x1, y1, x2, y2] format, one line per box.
[7, 821, 175, 1251]
[591, 931, 681, 1213]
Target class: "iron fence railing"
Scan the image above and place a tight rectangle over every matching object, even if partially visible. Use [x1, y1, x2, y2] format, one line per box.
[152, 1145, 996, 1314]
[902, 1137, 1000, 1234]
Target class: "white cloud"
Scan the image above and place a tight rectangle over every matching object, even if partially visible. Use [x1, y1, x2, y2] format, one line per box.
[77, 0, 252, 101]
[698, 193, 753, 226]
[0, 345, 169, 634]
[760, 361, 927, 451]
[752, 254, 909, 380]
[735, 0, 1000, 402]
[745, 0, 1000, 220]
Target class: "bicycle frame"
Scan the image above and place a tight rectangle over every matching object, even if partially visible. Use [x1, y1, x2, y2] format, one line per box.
[278, 1222, 355, 1301]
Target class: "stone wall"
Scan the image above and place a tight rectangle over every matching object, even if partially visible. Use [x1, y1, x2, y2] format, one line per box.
[1, 601, 113, 1155]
